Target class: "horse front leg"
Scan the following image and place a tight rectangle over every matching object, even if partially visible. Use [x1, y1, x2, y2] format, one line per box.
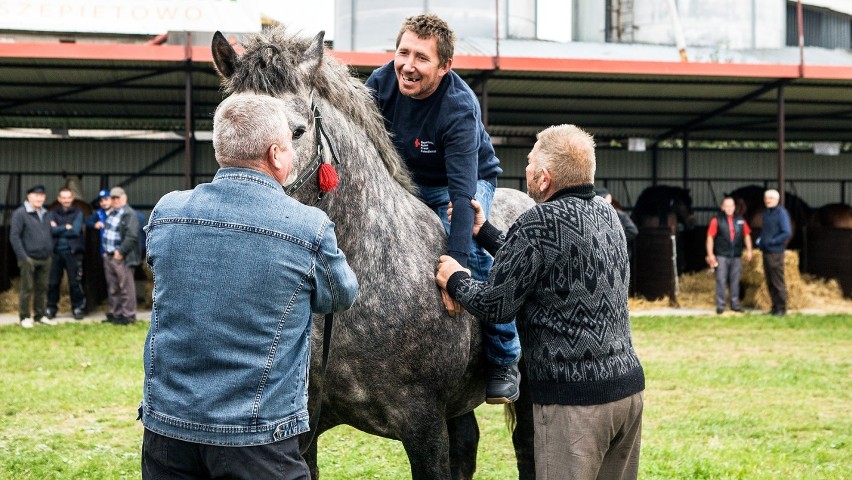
[448, 411, 480, 480]
[299, 426, 322, 480]
[512, 358, 536, 480]
[401, 416, 452, 480]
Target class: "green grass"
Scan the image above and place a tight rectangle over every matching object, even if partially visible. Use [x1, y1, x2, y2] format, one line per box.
[0, 314, 849, 479]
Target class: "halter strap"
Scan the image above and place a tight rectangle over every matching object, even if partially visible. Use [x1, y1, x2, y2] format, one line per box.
[284, 101, 341, 199]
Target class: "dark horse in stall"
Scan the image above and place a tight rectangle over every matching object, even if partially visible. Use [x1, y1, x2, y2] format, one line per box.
[630, 185, 695, 232]
[810, 203, 852, 229]
[631, 185, 699, 273]
[212, 28, 536, 479]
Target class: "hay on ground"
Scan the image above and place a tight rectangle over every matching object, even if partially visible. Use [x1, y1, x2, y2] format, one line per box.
[630, 249, 852, 312]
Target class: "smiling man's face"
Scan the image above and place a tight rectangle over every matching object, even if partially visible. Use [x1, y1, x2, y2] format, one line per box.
[393, 30, 451, 100]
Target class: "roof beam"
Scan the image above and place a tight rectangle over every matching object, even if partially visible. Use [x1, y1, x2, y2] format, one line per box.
[651, 79, 792, 146]
[0, 67, 182, 112]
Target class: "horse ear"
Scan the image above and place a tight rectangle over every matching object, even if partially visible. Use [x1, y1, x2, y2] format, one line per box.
[299, 31, 325, 78]
[212, 31, 238, 79]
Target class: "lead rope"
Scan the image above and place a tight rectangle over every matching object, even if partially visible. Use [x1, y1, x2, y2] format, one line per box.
[300, 312, 333, 455]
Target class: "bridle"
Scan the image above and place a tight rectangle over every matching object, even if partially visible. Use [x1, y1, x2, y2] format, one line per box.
[284, 100, 341, 200]
[285, 99, 341, 455]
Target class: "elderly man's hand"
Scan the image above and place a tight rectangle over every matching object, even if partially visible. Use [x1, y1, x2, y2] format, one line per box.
[447, 199, 487, 237]
[435, 255, 468, 288]
[435, 255, 470, 317]
[440, 289, 464, 317]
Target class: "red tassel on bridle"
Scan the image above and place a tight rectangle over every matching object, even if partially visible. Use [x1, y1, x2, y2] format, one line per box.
[318, 163, 339, 192]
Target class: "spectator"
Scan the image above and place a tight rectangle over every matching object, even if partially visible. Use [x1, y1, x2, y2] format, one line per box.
[706, 196, 753, 314]
[365, 13, 520, 403]
[46, 187, 86, 320]
[9, 185, 54, 328]
[436, 125, 644, 480]
[140, 93, 359, 479]
[101, 186, 140, 325]
[756, 189, 792, 316]
[595, 187, 638, 260]
[85, 189, 112, 315]
[85, 189, 112, 254]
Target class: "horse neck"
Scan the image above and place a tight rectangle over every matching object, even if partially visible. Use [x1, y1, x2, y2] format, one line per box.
[313, 102, 442, 257]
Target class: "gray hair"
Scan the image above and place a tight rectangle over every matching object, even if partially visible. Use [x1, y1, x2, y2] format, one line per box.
[213, 93, 292, 168]
[764, 188, 780, 199]
[535, 124, 596, 189]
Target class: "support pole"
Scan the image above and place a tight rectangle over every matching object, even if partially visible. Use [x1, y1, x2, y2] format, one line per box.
[184, 32, 195, 190]
[682, 131, 689, 189]
[481, 75, 489, 127]
[777, 84, 786, 206]
[797, 0, 805, 78]
[651, 144, 659, 186]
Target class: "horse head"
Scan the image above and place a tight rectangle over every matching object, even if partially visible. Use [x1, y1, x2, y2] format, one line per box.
[811, 203, 852, 229]
[631, 185, 695, 232]
[211, 28, 415, 215]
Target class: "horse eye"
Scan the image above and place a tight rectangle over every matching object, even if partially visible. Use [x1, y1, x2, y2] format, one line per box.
[292, 127, 306, 140]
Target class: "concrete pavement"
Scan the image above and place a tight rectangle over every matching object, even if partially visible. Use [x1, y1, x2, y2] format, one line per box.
[0, 309, 151, 327]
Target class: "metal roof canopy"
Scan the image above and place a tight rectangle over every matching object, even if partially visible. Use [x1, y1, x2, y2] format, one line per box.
[1, 41, 850, 143]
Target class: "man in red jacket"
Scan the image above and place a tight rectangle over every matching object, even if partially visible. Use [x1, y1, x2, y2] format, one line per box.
[706, 196, 753, 314]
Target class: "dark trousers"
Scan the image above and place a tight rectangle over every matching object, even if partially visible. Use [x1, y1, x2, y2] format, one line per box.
[763, 252, 787, 313]
[47, 251, 86, 311]
[18, 257, 51, 320]
[103, 254, 137, 318]
[715, 256, 742, 310]
[142, 429, 309, 480]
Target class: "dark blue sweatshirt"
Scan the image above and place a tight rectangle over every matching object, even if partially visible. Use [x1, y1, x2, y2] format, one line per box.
[366, 61, 502, 266]
[759, 206, 792, 253]
[50, 206, 84, 254]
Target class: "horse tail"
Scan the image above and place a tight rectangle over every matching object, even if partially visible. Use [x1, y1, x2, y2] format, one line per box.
[504, 402, 517, 433]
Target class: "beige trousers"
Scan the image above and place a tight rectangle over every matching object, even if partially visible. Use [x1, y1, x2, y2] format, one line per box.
[534, 391, 644, 480]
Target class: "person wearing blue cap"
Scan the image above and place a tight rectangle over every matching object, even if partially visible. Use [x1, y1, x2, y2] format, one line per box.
[86, 189, 112, 255]
[86, 189, 113, 318]
[10, 185, 54, 328]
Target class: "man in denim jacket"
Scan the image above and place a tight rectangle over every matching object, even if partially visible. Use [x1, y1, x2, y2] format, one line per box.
[140, 93, 359, 479]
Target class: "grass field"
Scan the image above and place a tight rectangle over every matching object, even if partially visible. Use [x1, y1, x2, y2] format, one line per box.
[0, 314, 849, 479]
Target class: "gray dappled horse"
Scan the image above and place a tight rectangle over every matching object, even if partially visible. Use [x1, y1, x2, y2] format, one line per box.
[211, 28, 536, 479]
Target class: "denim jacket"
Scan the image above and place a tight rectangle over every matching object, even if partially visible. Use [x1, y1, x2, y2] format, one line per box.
[140, 167, 359, 446]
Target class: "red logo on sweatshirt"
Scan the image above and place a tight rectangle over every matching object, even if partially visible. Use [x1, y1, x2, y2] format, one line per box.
[414, 138, 421, 148]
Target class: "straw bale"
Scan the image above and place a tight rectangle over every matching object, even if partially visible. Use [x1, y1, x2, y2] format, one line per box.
[0, 279, 18, 312]
[672, 270, 716, 309]
[740, 250, 807, 310]
[629, 249, 852, 312]
[627, 295, 673, 311]
[0, 277, 76, 313]
[1, 267, 155, 313]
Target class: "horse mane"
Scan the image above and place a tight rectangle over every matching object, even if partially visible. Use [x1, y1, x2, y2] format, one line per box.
[221, 27, 416, 194]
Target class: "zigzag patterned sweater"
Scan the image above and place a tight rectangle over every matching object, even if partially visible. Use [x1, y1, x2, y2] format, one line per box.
[447, 184, 645, 405]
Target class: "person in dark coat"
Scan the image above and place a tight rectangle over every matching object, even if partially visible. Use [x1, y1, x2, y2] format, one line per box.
[437, 125, 644, 480]
[46, 187, 86, 320]
[756, 189, 792, 316]
[366, 13, 520, 403]
[101, 186, 140, 325]
[595, 187, 638, 260]
[9, 185, 54, 328]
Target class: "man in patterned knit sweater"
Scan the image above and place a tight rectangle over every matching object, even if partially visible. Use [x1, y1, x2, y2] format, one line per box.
[436, 124, 645, 480]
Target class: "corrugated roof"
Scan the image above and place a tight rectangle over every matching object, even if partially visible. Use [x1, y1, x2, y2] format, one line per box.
[0, 39, 850, 143]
